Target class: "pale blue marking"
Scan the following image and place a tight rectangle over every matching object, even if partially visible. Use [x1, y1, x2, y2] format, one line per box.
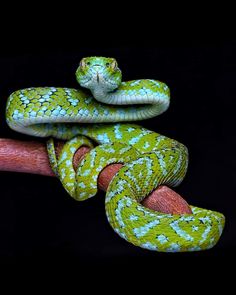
[129, 215, 139, 221]
[127, 127, 135, 132]
[167, 243, 181, 252]
[188, 246, 202, 251]
[78, 182, 86, 188]
[192, 225, 199, 232]
[141, 242, 158, 251]
[60, 109, 67, 115]
[68, 98, 79, 106]
[136, 203, 163, 218]
[154, 151, 167, 176]
[99, 156, 106, 162]
[139, 89, 147, 96]
[158, 92, 169, 99]
[81, 169, 91, 176]
[60, 151, 68, 162]
[144, 157, 156, 188]
[17, 113, 24, 119]
[143, 142, 150, 149]
[114, 228, 127, 241]
[97, 133, 111, 144]
[105, 179, 128, 202]
[78, 192, 87, 199]
[127, 90, 134, 95]
[92, 175, 97, 182]
[180, 216, 194, 222]
[157, 234, 168, 244]
[103, 147, 115, 153]
[115, 197, 132, 229]
[151, 80, 161, 88]
[170, 220, 194, 241]
[130, 80, 141, 87]
[215, 216, 224, 235]
[66, 160, 71, 167]
[93, 109, 99, 116]
[52, 109, 59, 116]
[173, 153, 183, 174]
[133, 220, 160, 238]
[95, 165, 104, 172]
[70, 147, 77, 153]
[30, 111, 37, 117]
[103, 109, 109, 116]
[191, 207, 203, 214]
[125, 170, 141, 192]
[114, 124, 123, 139]
[65, 89, 72, 95]
[200, 225, 211, 244]
[145, 88, 153, 94]
[88, 149, 97, 167]
[119, 146, 132, 154]
[89, 182, 97, 189]
[199, 216, 211, 223]
[60, 168, 66, 179]
[69, 137, 82, 144]
[84, 109, 90, 115]
[138, 171, 143, 178]
[128, 136, 140, 145]
[163, 85, 169, 91]
[153, 135, 166, 149]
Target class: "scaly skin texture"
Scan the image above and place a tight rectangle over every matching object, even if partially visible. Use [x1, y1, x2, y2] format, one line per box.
[5, 57, 225, 252]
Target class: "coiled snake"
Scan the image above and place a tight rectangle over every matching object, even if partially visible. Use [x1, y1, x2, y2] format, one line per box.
[6, 57, 225, 252]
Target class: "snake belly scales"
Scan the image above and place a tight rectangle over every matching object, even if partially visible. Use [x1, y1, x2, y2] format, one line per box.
[5, 56, 225, 252]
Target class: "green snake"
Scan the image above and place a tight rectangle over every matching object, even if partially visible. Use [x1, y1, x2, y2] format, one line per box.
[6, 56, 225, 252]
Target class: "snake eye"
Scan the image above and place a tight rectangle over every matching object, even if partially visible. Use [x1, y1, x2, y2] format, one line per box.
[111, 60, 117, 70]
[80, 59, 86, 68]
[86, 61, 91, 66]
[106, 62, 110, 67]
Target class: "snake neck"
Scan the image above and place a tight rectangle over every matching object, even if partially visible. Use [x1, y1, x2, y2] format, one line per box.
[92, 80, 170, 103]
[90, 85, 112, 104]
[89, 80, 170, 118]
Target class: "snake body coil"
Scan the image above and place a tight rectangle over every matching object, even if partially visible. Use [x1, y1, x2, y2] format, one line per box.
[6, 57, 225, 252]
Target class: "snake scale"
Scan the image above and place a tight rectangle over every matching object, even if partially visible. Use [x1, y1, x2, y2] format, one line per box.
[6, 57, 225, 252]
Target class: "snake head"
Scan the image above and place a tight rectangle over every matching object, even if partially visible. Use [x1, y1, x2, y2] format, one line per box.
[76, 57, 122, 92]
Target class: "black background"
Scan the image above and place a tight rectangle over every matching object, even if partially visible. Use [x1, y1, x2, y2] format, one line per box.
[0, 40, 235, 273]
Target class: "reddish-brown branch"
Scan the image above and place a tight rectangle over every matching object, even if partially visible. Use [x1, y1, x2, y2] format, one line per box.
[0, 138, 192, 214]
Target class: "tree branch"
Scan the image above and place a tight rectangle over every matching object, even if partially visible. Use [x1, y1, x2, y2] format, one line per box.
[0, 138, 192, 214]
